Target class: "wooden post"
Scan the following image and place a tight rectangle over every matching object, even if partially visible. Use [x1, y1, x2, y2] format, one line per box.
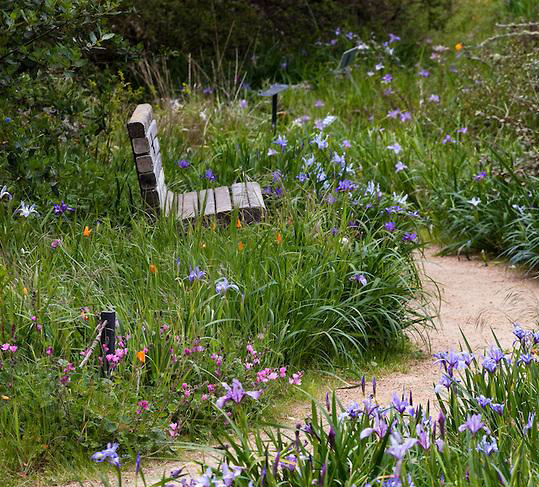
[100, 310, 116, 375]
[272, 94, 278, 134]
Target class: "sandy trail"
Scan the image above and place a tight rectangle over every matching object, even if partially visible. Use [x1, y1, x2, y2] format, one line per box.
[44, 247, 539, 487]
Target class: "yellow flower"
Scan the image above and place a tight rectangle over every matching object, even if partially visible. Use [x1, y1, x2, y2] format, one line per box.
[1, 395, 9, 400]
[137, 350, 146, 363]
[236, 218, 242, 229]
[455, 42, 463, 51]
[149, 263, 157, 274]
[23, 287, 28, 296]
[83, 226, 92, 237]
[211, 222, 217, 231]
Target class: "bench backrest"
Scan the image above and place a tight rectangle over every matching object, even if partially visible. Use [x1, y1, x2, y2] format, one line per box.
[127, 104, 167, 213]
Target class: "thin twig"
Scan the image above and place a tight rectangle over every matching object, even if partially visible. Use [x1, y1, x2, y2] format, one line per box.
[79, 320, 106, 368]
[476, 31, 539, 48]
[496, 22, 539, 29]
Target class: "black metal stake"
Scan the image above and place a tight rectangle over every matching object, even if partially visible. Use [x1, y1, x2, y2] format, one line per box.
[272, 94, 278, 134]
[100, 310, 116, 376]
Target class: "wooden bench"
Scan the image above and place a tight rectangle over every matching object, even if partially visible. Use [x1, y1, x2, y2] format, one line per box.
[127, 104, 265, 222]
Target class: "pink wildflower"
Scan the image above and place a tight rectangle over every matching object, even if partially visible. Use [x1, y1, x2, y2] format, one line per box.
[137, 400, 150, 414]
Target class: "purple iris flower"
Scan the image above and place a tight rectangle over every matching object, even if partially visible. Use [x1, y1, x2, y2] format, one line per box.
[91, 442, 121, 467]
[391, 393, 410, 414]
[419, 69, 430, 77]
[429, 94, 440, 103]
[215, 379, 261, 408]
[416, 423, 431, 450]
[387, 431, 417, 475]
[518, 352, 535, 365]
[477, 395, 492, 408]
[336, 179, 357, 192]
[382, 74, 393, 84]
[400, 111, 412, 122]
[442, 134, 455, 144]
[297, 173, 309, 183]
[476, 435, 498, 456]
[458, 414, 488, 436]
[360, 412, 388, 439]
[402, 232, 418, 242]
[387, 143, 402, 154]
[388, 109, 401, 119]
[326, 194, 337, 204]
[215, 277, 240, 297]
[204, 169, 216, 181]
[189, 266, 206, 282]
[340, 401, 362, 420]
[524, 413, 535, 434]
[53, 201, 75, 215]
[488, 346, 508, 364]
[363, 396, 378, 416]
[482, 358, 497, 373]
[385, 221, 397, 232]
[490, 403, 504, 415]
[474, 171, 487, 181]
[395, 161, 407, 172]
[513, 323, 529, 342]
[272, 170, 283, 182]
[274, 135, 288, 149]
[177, 159, 190, 168]
[388, 33, 401, 44]
[350, 273, 367, 286]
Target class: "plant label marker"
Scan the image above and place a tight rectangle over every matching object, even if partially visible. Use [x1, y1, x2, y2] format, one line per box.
[100, 310, 116, 375]
[259, 83, 288, 133]
[336, 46, 360, 73]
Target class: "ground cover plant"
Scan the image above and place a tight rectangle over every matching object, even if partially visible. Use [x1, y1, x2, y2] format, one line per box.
[3, 0, 539, 484]
[135, 325, 538, 487]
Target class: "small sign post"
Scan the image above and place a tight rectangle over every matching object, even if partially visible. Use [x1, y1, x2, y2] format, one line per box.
[336, 46, 360, 73]
[259, 83, 289, 134]
[100, 310, 116, 375]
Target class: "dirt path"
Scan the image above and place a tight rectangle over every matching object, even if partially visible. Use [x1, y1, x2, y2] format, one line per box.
[45, 247, 539, 487]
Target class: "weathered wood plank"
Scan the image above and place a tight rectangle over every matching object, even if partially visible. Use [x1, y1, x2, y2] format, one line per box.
[131, 135, 151, 155]
[164, 190, 181, 216]
[245, 182, 265, 209]
[245, 181, 265, 222]
[198, 189, 216, 217]
[214, 186, 232, 213]
[147, 119, 158, 141]
[127, 104, 153, 138]
[141, 188, 160, 210]
[138, 167, 163, 190]
[135, 154, 161, 174]
[231, 182, 250, 209]
[181, 191, 198, 219]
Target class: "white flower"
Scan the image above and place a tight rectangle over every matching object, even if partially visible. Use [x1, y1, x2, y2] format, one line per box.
[15, 201, 38, 218]
[468, 197, 481, 207]
[393, 192, 408, 205]
[0, 185, 12, 200]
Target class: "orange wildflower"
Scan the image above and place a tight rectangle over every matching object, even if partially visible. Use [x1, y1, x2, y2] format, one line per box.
[455, 42, 463, 51]
[276, 232, 283, 244]
[83, 226, 92, 237]
[211, 222, 217, 231]
[236, 218, 242, 229]
[238, 241, 245, 251]
[1, 395, 9, 400]
[149, 263, 157, 274]
[22, 287, 28, 296]
[137, 350, 146, 363]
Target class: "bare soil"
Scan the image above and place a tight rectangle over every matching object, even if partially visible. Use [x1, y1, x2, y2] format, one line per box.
[42, 247, 539, 487]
